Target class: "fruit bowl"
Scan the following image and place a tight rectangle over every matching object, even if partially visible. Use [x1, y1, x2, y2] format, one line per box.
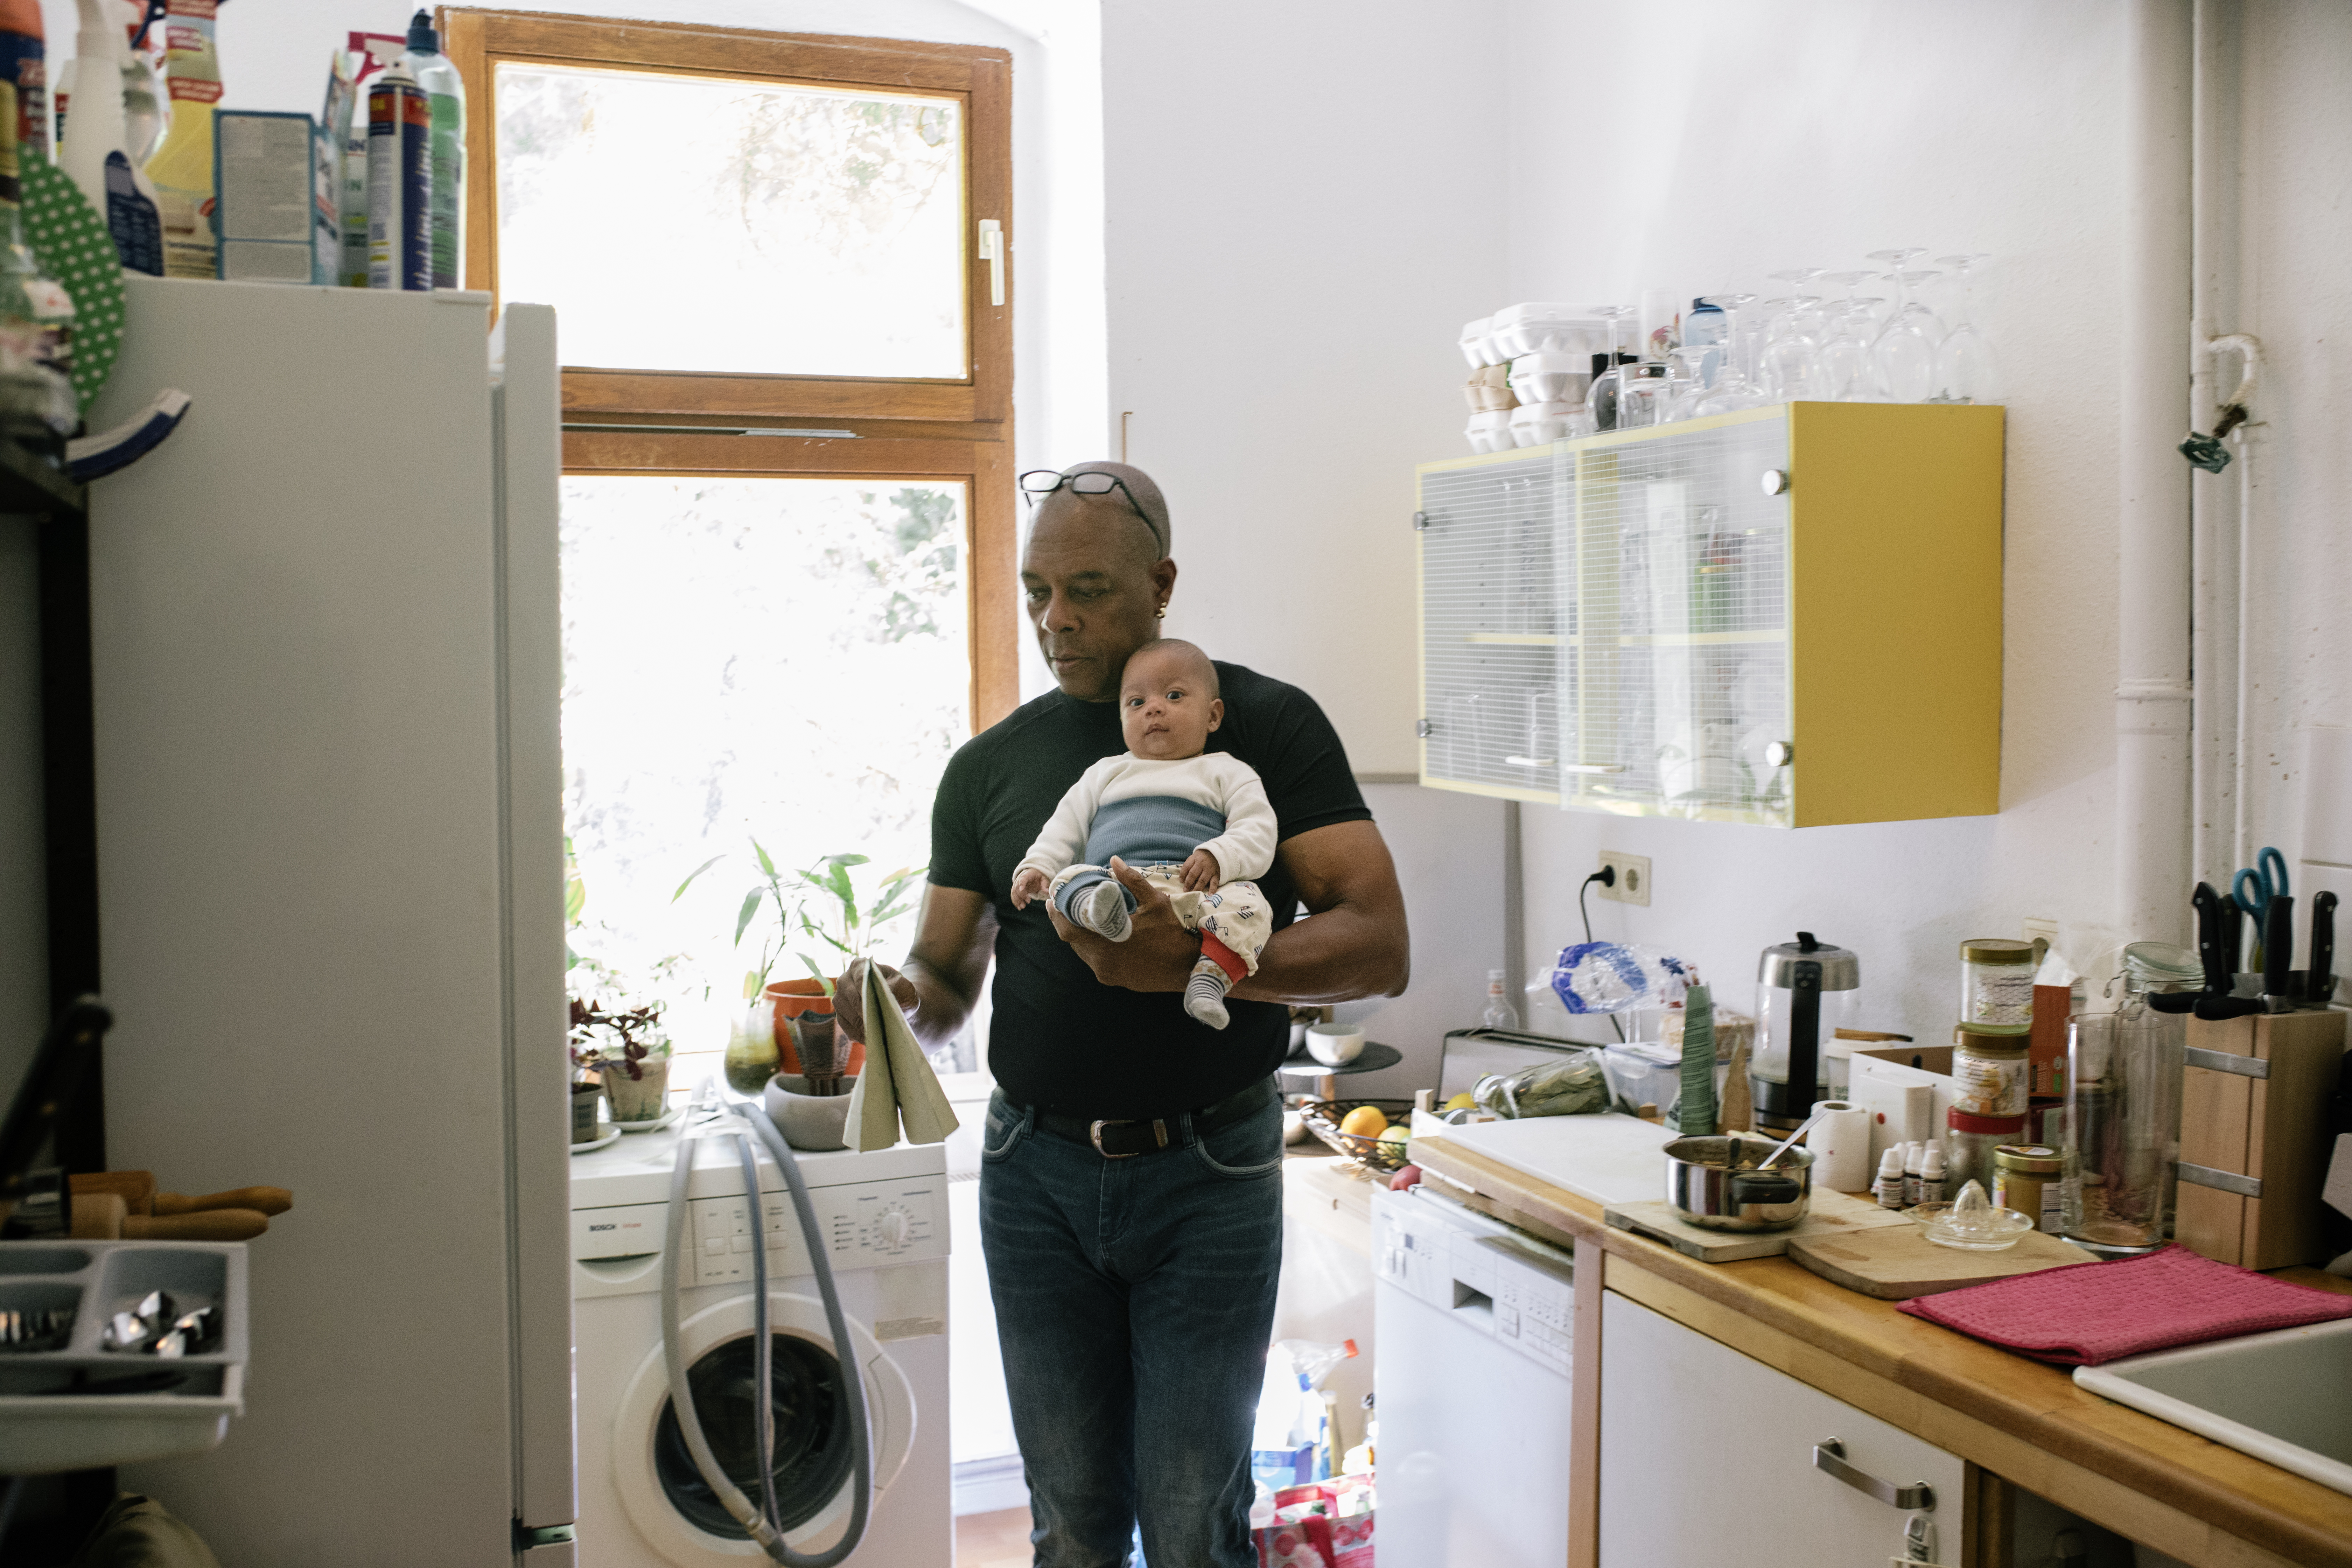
[1298, 1098, 1415, 1172]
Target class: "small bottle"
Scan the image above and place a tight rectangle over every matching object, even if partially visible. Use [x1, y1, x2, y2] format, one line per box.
[1479, 969, 1520, 1031]
[1917, 1144, 1947, 1204]
[1903, 1140, 1926, 1207]
[1873, 1147, 1907, 1209]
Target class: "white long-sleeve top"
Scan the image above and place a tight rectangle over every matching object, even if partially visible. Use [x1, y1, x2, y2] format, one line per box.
[1015, 751, 1278, 883]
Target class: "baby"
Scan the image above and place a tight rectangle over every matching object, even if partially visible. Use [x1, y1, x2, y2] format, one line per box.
[1011, 639, 1276, 1029]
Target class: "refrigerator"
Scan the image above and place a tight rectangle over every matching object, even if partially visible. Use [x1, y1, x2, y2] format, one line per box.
[84, 278, 575, 1564]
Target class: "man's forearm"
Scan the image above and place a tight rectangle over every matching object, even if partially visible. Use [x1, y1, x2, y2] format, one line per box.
[902, 951, 983, 1050]
[1230, 901, 1409, 1007]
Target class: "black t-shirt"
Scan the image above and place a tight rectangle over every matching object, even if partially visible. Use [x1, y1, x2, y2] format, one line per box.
[930, 662, 1371, 1117]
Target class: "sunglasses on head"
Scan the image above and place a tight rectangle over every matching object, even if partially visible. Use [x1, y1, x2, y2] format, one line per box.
[1018, 469, 1162, 543]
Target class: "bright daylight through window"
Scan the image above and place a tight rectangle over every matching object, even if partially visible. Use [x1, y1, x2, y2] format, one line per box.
[559, 478, 971, 1085]
[496, 64, 967, 378]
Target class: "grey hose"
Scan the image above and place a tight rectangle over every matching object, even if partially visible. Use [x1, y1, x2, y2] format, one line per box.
[661, 1104, 874, 1567]
[734, 1126, 779, 1538]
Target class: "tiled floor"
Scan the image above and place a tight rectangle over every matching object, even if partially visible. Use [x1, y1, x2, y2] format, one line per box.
[954, 1506, 1032, 1567]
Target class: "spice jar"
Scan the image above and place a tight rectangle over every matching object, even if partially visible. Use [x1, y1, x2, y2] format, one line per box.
[1959, 938, 2038, 1034]
[1952, 1024, 2031, 1118]
[1994, 1142, 2065, 1234]
[1943, 1107, 2027, 1194]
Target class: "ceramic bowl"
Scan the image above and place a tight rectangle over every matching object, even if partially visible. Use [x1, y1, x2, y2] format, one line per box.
[1306, 1022, 1365, 1066]
[764, 1072, 854, 1151]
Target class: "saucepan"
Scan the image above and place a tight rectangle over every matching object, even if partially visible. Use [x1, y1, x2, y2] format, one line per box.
[1663, 1132, 1814, 1232]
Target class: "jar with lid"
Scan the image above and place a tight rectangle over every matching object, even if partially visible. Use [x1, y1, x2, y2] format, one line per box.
[1994, 1143, 2065, 1234]
[1943, 1107, 2026, 1194]
[1952, 1024, 2031, 1118]
[1959, 939, 2038, 1034]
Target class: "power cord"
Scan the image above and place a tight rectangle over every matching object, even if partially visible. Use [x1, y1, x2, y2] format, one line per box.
[1578, 868, 1626, 1042]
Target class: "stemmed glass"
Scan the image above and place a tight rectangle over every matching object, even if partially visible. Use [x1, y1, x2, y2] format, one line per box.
[1661, 343, 1715, 422]
[1758, 294, 1828, 399]
[1584, 304, 1633, 430]
[1931, 253, 2003, 404]
[1692, 294, 1768, 416]
[1867, 260, 1939, 402]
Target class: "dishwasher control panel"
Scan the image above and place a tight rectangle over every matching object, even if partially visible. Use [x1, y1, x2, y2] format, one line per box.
[1372, 1186, 1573, 1374]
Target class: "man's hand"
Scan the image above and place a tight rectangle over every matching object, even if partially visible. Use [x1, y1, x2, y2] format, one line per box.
[1044, 856, 1197, 993]
[832, 956, 920, 1044]
[1010, 867, 1051, 910]
[1178, 849, 1221, 893]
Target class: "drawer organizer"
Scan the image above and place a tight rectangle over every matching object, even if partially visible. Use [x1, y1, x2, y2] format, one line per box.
[0, 1240, 248, 1474]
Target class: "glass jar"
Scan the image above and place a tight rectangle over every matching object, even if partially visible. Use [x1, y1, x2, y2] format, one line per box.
[1959, 938, 2038, 1034]
[1943, 1107, 2026, 1195]
[1994, 1143, 2065, 1234]
[2063, 1001, 2183, 1255]
[1951, 1025, 2030, 1118]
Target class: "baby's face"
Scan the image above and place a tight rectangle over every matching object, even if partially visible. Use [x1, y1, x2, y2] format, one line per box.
[1120, 649, 1222, 760]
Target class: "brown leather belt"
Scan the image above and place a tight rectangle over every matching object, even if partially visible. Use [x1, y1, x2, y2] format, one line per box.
[1013, 1078, 1276, 1159]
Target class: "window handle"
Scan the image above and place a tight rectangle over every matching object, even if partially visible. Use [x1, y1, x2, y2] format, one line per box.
[977, 219, 1006, 307]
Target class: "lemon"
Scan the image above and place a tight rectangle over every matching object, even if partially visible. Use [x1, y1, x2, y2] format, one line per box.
[1338, 1105, 1388, 1139]
[1443, 1091, 1477, 1113]
[1377, 1125, 1410, 1150]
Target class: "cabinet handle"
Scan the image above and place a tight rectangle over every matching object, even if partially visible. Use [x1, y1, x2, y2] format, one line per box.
[977, 219, 1006, 306]
[1813, 1437, 1934, 1511]
[1560, 762, 1627, 775]
[1504, 755, 1555, 768]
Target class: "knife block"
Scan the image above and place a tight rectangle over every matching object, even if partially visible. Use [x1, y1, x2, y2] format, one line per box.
[2176, 1010, 2346, 1268]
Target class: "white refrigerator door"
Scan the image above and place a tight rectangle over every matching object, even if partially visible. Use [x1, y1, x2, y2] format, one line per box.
[90, 279, 567, 1565]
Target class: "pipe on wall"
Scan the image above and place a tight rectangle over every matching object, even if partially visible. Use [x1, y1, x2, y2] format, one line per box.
[2117, 0, 2195, 946]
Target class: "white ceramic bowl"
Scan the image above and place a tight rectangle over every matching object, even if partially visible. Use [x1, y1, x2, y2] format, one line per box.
[1306, 1022, 1366, 1066]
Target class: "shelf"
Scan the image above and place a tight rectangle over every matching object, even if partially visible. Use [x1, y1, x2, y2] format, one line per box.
[0, 437, 86, 521]
[1461, 629, 1787, 649]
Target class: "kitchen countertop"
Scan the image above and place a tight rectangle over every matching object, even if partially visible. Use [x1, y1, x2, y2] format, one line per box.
[1412, 1133, 2352, 1568]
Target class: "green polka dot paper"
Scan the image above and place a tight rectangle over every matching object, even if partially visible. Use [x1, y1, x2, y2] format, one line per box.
[22, 152, 127, 417]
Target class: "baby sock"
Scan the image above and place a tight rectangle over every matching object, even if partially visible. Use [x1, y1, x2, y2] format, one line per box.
[1184, 957, 1232, 1029]
[1073, 878, 1132, 941]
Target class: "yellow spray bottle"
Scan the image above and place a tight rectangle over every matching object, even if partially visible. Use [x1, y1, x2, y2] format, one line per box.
[140, 0, 220, 279]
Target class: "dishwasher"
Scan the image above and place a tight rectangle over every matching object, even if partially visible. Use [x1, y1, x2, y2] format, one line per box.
[1372, 1181, 1576, 1566]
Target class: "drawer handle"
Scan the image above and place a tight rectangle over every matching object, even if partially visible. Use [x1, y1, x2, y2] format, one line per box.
[1813, 1437, 1934, 1511]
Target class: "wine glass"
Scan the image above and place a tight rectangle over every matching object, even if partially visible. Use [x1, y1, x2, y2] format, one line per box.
[1584, 305, 1633, 430]
[1692, 294, 1769, 416]
[1818, 296, 1881, 400]
[1870, 268, 1940, 402]
[1619, 362, 1671, 428]
[1932, 253, 2003, 404]
[1759, 294, 1828, 399]
[1661, 343, 1714, 422]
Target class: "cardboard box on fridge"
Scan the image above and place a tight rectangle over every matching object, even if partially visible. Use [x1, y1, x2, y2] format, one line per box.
[1850, 1044, 1954, 1171]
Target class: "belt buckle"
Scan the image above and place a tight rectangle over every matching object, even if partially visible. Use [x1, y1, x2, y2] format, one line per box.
[1089, 1118, 1167, 1158]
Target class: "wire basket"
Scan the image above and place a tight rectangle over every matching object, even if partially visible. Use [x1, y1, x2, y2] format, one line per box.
[1299, 1097, 1416, 1172]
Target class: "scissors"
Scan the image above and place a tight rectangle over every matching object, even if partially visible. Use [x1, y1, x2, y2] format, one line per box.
[2231, 846, 2289, 924]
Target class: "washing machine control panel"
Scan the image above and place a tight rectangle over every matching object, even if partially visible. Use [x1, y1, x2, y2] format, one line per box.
[573, 1178, 945, 1283]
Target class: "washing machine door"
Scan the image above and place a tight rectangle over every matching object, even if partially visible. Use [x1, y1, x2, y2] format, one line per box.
[614, 1290, 916, 1564]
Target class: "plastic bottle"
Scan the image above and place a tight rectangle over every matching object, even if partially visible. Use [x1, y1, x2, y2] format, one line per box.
[65, 2, 168, 166]
[396, 10, 463, 289]
[1479, 968, 1520, 1031]
[1917, 1144, 1947, 1204]
[0, 0, 46, 166]
[1902, 1140, 1926, 1207]
[61, 0, 160, 274]
[141, 0, 222, 280]
[337, 33, 403, 288]
[364, 60, 428, 291]
[1872, 1146, 1906, 1209]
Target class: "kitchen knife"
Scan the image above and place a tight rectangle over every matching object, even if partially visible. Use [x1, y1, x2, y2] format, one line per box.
[2309, 891, 2338, 1009]
[2219, 897, 2246, 986]
[2265, 894, 2297, 1013]
[2188, 883, 2264, 1019]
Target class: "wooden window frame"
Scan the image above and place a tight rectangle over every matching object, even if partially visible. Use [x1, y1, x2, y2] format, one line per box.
[442, 9, 1019, 728]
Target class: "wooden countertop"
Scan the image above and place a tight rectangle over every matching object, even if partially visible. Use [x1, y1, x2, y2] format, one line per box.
[1412, 1133, 2352, 1568]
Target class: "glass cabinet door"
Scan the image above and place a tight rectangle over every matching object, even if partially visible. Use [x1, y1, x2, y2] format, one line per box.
[1416, 452, 1565, 801]
[1556, 411, 1793, 825]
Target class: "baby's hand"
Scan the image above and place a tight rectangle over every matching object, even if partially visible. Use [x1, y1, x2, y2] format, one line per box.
[1010, 868, 1051, 909]
[1180, 849, 1222, 893]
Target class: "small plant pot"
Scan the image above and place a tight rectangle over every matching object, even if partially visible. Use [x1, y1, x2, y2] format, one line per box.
[762, 979, 868, 1078]
[570, 1082, 606, 1143]
[602, 1057, 671, 1124]
[764, 1073, 853, 1152]
[723, 999, 781, 1096]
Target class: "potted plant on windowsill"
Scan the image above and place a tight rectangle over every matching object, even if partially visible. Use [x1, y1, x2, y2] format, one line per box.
[569, 995, 673, 1124]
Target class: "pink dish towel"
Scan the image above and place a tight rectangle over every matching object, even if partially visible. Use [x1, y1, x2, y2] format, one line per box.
[1896, 1244, 2352, 1366]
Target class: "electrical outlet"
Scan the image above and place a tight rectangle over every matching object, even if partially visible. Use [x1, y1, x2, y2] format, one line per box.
[1598, 852, 1651, 906]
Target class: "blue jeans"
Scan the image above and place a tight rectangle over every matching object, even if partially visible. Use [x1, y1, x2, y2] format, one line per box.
[979, 1082, 1285, 1568]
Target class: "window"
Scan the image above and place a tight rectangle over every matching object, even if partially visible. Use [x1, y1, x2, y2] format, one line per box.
[447, 12, 1016, 1073]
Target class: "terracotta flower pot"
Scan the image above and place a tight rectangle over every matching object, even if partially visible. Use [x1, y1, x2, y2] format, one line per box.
[761, 978, 867, 1077]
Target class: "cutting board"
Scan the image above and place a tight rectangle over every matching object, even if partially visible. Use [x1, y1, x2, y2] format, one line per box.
[1605, 1189, 1913, 1263]
[1787, 1225, 2098, 1300]
[1437, 1112, 1674, 1207]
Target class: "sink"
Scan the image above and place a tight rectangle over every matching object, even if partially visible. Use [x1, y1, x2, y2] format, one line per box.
[2074, 1317, 2352, 1494]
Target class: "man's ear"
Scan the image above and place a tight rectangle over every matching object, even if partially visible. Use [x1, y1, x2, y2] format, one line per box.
[1207, 696, 1225, 733]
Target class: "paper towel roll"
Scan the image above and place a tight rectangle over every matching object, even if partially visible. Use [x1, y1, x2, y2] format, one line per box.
[1810, 1099, 1874, 1192]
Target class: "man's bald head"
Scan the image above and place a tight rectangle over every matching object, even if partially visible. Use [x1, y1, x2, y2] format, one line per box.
[1022, 461, 1180, 702]
[1034, 461, 1171, 569]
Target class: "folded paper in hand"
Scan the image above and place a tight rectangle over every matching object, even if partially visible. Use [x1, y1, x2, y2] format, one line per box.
[844, 962, 960, 1151]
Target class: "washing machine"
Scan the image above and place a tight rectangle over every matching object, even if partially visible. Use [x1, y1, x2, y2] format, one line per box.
[570, 1122, 952, 1566]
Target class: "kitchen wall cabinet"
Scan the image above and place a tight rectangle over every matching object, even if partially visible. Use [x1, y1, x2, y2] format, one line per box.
[1598, 1289, 1965, 1567]
[1414, 402, 2004, 826]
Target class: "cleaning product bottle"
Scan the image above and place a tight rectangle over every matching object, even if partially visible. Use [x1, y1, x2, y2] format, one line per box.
[1872, 1146, 1907, 1209]
[141, 0, 221, 279]
[365, 60, 428, 291]
[120, 0, 166, 164]
[0, 0, 45, 166]
[395, 10, 463, 289]
[1479, 969, 1520, 1031]
[339, 33, 401, 288]
[62, 0, 160, 273]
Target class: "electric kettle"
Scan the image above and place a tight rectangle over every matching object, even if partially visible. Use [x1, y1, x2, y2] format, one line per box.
[1750, 932, 1860, 1133]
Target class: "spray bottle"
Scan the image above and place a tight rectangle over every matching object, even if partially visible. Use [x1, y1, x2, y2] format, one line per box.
[365, 61, 428, 291]
[338, 33, 401, 287]
[63, 0, 161, 273]
[141, 0, 222, 280]
[395, 10, 463, 289]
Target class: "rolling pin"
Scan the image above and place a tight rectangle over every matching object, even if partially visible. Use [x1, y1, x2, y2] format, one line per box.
[69, 1174, 292, 1218]
[70, 1193, 271, 1240]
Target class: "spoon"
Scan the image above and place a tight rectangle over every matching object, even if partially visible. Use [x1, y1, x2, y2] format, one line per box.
[1756, 1105, 1831, 1172]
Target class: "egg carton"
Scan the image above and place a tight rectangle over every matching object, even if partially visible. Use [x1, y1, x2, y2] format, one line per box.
[0, 1239, 248, 1475]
